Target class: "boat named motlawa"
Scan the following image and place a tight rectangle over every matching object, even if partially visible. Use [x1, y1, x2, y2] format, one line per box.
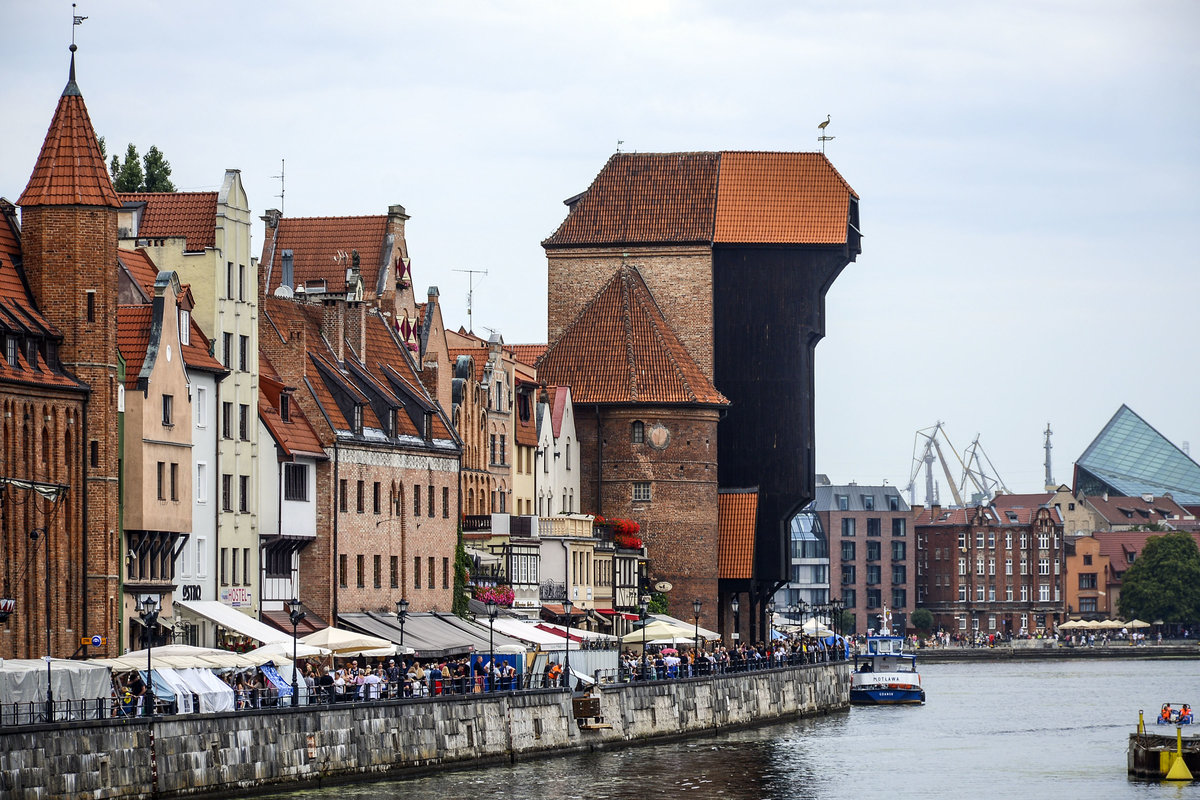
[850, 634, 925, 705]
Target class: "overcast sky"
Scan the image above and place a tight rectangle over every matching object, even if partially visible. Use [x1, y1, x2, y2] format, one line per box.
[2, 1, 1197, 499]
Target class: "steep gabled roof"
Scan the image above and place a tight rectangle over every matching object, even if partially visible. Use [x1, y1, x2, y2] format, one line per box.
[259, 215, 388, 297]
[120, 192, 218, 251]
[536, 266, 728, 406]
[116, 305, 153, 387]
[718, 489, 758, 580]
[542, 151, 858, 248]
[510, 344, 547, 367]
[17, 58, 121, 209]
[259, 354, 326, 459]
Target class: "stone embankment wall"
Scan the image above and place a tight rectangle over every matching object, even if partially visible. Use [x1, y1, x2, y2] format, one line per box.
[0, 662, 848, 799]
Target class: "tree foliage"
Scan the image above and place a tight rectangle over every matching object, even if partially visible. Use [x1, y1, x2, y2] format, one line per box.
[108, 142, 176, 192]
[911, 608, 934, 633]
[452, 529, 471, 617]
[1117, 532, 1200, 624]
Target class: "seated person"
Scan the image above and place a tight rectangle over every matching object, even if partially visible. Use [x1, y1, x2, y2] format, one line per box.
[1160, 704, 1173, 724]
[1180, 705, 1193, 724]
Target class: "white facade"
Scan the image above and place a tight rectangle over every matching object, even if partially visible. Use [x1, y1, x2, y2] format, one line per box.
[257, 416, 320, 613]
[536, 387, 580, 516]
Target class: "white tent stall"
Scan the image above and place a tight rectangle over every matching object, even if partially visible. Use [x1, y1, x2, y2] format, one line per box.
[0, 658, 112, 723]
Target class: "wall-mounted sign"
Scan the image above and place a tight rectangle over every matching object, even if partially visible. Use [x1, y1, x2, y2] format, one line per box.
[181, 584, 203, 601]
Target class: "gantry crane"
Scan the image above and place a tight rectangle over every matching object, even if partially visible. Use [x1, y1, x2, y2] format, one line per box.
[906, 423, 1008, 508]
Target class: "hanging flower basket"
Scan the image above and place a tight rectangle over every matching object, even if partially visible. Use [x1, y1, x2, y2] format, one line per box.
[474, 585, 515, 607]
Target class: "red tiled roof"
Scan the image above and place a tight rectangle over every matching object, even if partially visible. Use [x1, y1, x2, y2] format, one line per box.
[718, 490, 758, 580]
[182, 318, 225, 374]
[714, 152, 858, 244]
[537, 266, 728, 406]
[259, 215, 388, 296]
[117, 305, 153, 387]
[546, 386, 568, 439]
[120, 192, 218, 251]
[361, 312, 454, 441]
[510, 344, 547, 367]
[1095, 530, 1200, 575]
[991, 493, 1054, 509]
[0, 216, 27, 300]
[543, 151, 857, 247]
[18, 75, 121, 209]
[259, 353, 327, 459]
[1085, 494, 1188, 526]
[118, 248, 159, 297]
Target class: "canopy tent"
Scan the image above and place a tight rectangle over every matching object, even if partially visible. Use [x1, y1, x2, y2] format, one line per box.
[0, 659, 111, 723]
[149, 667, 195, 714]
[337, 611, 532, 660]
[300, 626, 399, 656]
[179, 667, 235, 712]
[175, 599, 294, 644]
[94, 644, 277, 672]
[537, 622, 618, 642]
[487, 617, 568, 650]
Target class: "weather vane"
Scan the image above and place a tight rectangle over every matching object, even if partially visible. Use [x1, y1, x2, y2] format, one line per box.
[817, 115, 834, 153]
[72, 3, 88, 45]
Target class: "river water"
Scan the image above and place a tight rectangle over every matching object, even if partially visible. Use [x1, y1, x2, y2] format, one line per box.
[259, 658, 1197, 799]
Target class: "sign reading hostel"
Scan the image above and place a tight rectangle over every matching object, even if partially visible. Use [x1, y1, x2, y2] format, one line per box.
[222, 587, 253, 608]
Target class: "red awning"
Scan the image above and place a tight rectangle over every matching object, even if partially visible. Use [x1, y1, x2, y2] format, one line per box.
[622, 613, 641, 621]
[594, 608, 617, 616]
[541, 603, 587, 617]
[535, 623, 584, 643]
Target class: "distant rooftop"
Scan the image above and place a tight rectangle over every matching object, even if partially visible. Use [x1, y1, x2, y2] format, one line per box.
[1074, 405, 1200, 505]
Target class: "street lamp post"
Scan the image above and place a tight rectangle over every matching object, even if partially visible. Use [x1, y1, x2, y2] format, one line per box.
[395, 598, 409, 648]
[289, 598, 306, 707]
[486, 599, 498, 692]
[731, 595, 740, 647]
[139, 595, 160, 716]
[640, 595, 650, 681]
[692, 599, 702, 675]
[766, 599, 776, 645]
[562, 599, 573, 690]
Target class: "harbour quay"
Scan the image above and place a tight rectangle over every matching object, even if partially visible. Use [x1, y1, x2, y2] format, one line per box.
[0, 660, 847, 800]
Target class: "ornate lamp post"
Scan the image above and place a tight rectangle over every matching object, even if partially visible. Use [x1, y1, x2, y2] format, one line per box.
[692, 599, 702, 675]
[486, 599, 498, 692]
[766, 599, 776, 642]
[289, 598, 306, 706]
[640, 595, 650, 680]
[139, 595, 160, 716]
[731, 595, 740, 646]
[395, 598, 409, 648]
[562, 598, 573, 690]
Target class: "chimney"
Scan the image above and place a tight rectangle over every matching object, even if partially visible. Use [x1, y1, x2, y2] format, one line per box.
[262, 208, 282, 230]
[322, 299, 346, 364]
[345, 302, 367, 363]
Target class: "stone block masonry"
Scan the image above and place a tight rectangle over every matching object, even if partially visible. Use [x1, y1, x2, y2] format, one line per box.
[0, 663, 848, 799]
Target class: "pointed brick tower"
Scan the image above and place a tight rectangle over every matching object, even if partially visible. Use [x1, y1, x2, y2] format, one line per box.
[16, 46, 122, 656]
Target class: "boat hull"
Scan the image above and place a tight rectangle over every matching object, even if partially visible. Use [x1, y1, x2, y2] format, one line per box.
[851, 686, 925, 705]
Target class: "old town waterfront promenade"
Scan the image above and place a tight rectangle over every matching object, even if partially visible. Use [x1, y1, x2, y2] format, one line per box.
[0, 660, 848, 799]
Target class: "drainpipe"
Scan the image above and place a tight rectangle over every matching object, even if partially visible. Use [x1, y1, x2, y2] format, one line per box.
[332, 441, 340, 622]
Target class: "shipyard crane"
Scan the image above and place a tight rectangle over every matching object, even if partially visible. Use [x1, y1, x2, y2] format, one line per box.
[906, 423, 1008, 508]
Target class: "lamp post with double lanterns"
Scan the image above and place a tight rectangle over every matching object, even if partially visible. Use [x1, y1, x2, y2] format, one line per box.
[395, 598, 409, 648]
[765, 599, 776, 645]
[139, 595, 160, 716]
[639, 595, 650, 680]
[289, 598, 306, 706]
[562, 599, 573, 690]
[485, 599, 498, 692]
[731, 595, 740, 646]
[692, 598, 702, 668]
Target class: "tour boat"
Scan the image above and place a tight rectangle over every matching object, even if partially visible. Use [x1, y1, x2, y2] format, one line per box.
[850, 610, 924, 706]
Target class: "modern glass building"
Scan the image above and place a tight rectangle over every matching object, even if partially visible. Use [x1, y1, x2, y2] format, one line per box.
[1074, 405, 1200, 505]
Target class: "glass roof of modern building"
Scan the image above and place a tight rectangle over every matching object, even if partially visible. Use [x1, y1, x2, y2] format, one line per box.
[1076, 405, 1200, 504]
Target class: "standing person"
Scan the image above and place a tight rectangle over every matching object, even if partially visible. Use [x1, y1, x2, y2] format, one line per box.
[474, 656, 486, 693]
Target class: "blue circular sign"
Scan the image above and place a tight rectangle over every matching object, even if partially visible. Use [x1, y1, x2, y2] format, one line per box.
[91, 635, 102, 647]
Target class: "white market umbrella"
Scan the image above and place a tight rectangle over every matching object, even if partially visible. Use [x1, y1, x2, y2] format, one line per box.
[1128, 619, 1151, 629]
[801, 619, 835, 637]
[621, 620, 705, 644]
[249, 640, 332, 661]
[300, 626, 398, 656]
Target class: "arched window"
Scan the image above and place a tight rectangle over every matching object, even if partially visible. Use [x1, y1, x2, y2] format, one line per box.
[632, 421, 644, 444]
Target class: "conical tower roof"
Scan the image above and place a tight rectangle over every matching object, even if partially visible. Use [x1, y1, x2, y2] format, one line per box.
[537, 265, 728, 406]
[17, 48, 121, 209]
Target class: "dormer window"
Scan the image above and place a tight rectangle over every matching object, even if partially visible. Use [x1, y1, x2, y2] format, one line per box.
[387, 408, 397, 436]
[279, 393, 290, 422]
[179, 309, 190, 345]
[352, 404, 363, 435]
[5, 336, 17, 367]
[26, 339, 38, 368]
[862, 494, 874, 511]
[423, 412, 432, 440]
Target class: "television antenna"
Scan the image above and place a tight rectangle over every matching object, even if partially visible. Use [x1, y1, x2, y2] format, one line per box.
[272, 159, 286, 215]
[453, 268, 488, 334]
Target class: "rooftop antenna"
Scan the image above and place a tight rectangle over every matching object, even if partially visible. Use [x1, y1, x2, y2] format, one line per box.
[1043, 423, 1054, 489]
[272, 159, 285, 215]
[617, 139, 624, 153]
[817, 114, 834, 153]
[453, 268, 488, 334]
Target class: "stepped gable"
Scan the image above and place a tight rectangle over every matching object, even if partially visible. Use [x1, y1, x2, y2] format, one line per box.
[536, 266, 728, 406]
[542, 151, 858, 247]
[543, 152, 718, 246]
[120, 192, 218, 251]
[718, 489, 758, 580]
[714, 151, 859, 244]
[258, 215, 388, 296]
[17, 57, 121, 209]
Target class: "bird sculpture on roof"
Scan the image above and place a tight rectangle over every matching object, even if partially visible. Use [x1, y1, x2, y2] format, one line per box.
[817, 115, 834, 152]
[818, 115, 831, 130]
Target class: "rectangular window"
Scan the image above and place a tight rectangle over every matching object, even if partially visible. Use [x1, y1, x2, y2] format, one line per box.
[222, 402, 232, 439]
[1039, 583, 1050, 602]
[86, 290, 96, 323]
[227, 262, 234, 299]
[1080, 597, 1097, 613]
[866, 589, 881, 609]
[280, 393, 290, 422]
[976, 531, 985, 549]
[892, 564, 906, 584]
[988, 586, 996, 602]
[867, 518, 881, 537]
[888, 495, 900, 511]
[958, 557, 967, 576]
[239, 404, 249, 441]
[1005, 558, 1012, 575]
[892, 588, 907, 609]
[1006, 586, 1013, 602]
[1038, 533, 1049, 550]
[862, 494, 875, 511]
[867, 540, 880, 561]
[1079, 573, 1097, 590]
[162, 394, 174, 426]
[842, 518, 856, 537]
[842, 564, 856, 585]
[339, 554, 347, 588]
[958, 585, 967, 602]
[373, 554, 382, 588]
[500, 434, 507, 465]
[837, 494, 849, 511]
[443, 487, 450, 518]
[988, 531, 996, 549]
[284, 463, 308, 501]
[414, 556, 422, 589]
[239, 475, 249, 513]
[1020, 557, 1028, 575]
[238, 264, 246, 301]
[356, 480, 365, 513]
[373, 482, 381, 514]
[196, 462, 208, 503]
[239, 335, 249, 372]
[222, 332, 232, 369]
[156, 461, 166, 500]
[220, 547, 228, 585]
[170, 462, 179, 501]
[976, 556, 985, 576]
[842, 588, 856, 608]
[892, 518, 906, 536]
[390, 556, 398, 588]
[1038, 558, 1049, 576]
[1020, 585, 1029, 602]
[891, 540, 906, 561]
[988, 557, 995, 576]
[221, 473, 233, 511]
[632, 482, 651, 502]
[356, 554, 364, 588]
[179, 309, 190, 344]
[866, 565, 881, 585]
[842, 541, 855, 561]
[232, 548, 240, 585]
[195, 386, 207, 427]
[976, 584, 985, 601]
[490, 434, 497, 464]
[443, 557, 449, 589]
[427, 557, 434, 590]
[338, 479, 348, 512]
[414, 485, 422, 516]
[428, 484, 434, 517]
